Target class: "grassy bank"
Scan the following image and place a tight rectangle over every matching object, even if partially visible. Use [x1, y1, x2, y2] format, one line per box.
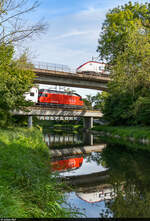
[93, 125, 150, 140]
[92, 125, 150, 151]
[0, 127, 76, 218]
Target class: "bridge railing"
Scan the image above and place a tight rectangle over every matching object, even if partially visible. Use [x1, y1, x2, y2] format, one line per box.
[17, 60, 110, 77]
[18, 61, 76, 73]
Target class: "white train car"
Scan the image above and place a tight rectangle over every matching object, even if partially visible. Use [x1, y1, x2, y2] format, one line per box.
[76, 61, 109, 75]
[24, 87, 38, 103]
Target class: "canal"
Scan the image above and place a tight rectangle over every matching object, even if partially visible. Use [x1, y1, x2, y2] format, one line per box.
[43, 126, 150, 218]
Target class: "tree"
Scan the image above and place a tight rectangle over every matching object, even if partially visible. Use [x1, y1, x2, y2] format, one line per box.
[0, 43, 35, 127]
[93, 92, 108, 110]
[83, 95, 95, 109]
[102, 28, 150, 125]
[97, 2, 150, 125]
[15, 50, 35, 69]
[97, 2, 150, 64]
[0, 0, 46, 44]
[83, 92, 108, 110]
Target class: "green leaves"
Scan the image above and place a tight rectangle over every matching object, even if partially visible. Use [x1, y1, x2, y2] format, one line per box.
[98, 2, 150, 126]
[0, 44, 35, 127]
[97, 2, 150, 64]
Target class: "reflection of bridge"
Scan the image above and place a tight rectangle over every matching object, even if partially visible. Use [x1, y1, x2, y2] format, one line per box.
[62, 170, 115, 203]
[22, 61, 110, 90]
[64, 170, 109, 186]
[13, 107, 103, 128]
[44, 132, 95, 147]
[44, 133, 82, 146]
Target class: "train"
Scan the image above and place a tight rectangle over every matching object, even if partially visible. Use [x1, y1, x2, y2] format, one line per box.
[24, 87, 84, 108]
[76, 61, 109, 76]
[23, 60, 109, 108]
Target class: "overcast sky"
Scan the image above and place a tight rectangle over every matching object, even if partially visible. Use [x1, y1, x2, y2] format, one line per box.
[21, 0, 148, 97]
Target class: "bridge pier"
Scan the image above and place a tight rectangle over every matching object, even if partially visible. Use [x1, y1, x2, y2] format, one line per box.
[28, 116, 33, 128]
[83, 117, 93, 131]
[83, 132, 93, 146]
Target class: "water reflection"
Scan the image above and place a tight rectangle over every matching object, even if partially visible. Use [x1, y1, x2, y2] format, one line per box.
[55, 143, 150, 218]
[46, 128, 150, 218]
[44, 133, 83, 147]
[44, 132, 96, 147]
[99, 143, 150, 218]
[76, 185, 115, 203]
[51, 156, 83, 172]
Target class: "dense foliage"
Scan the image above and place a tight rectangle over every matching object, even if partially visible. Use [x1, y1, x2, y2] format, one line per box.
[0, 128, 76, 218]
[100, 144, 150, 218]
[97, 2, 150, 126]
[0, 44, 35, 127]
[97, 1, 150, 64]
[83, 92, 107, 110]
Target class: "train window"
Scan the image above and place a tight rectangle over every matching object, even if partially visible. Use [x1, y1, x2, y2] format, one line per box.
[99, 66, 104, 70]
[30, 92, 34, 96]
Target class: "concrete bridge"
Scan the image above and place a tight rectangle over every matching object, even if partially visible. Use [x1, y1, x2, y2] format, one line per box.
[34, 68, 110, 91]
[22, 61, 110, 91]
[13, 106, 103, 128]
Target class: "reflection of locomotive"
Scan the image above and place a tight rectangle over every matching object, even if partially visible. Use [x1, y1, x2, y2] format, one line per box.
[51, 156, 83, 172]
[76, 61, 109, 76]
[25, 88, 84, 108]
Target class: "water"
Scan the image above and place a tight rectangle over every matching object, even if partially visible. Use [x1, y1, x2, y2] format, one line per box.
[43, 128, 150, 218]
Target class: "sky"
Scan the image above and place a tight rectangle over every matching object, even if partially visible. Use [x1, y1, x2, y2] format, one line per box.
[21, 0, 148, 97]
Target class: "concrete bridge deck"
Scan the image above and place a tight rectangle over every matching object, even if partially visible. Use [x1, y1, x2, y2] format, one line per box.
[33, 68, 110, 91]
[13, 106, 103, 117]
[13, 106, 103, 128]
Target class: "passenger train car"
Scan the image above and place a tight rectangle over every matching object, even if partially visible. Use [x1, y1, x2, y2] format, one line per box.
[76, 61, 109, 76]
[24, 88, 84, 108]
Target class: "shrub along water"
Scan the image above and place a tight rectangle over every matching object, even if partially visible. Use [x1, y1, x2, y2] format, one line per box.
[0, 127, 76, 218]
[93, 125, 150, 140]
[93, 125, 150, 151]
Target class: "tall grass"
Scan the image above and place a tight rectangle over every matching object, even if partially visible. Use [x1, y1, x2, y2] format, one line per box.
[0, 128, 76, 218]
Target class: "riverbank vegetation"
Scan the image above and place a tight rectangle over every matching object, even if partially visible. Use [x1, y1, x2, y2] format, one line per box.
[0, 127, 77, 218]
[93, 125, 150, 151]
[93, 125, 150, 140]
[97, 2, 150, 126]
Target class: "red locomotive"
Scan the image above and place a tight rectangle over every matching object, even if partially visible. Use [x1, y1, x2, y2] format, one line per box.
[38, 89, 84, 108]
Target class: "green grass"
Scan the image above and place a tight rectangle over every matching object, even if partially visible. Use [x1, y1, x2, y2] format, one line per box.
[0, 127, 77, 218]
[93, 125, 150, 151]
[93, 125, 150, 140]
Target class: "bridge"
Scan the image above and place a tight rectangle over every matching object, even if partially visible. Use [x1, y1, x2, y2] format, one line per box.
[22, 61, 110, 91]
[14, 62, 106, 127]
[13, 106, 103, 128]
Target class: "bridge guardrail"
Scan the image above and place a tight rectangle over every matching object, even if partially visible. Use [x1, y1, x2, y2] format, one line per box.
[17, 60, 110, 77]
[17, 61, 76, 73]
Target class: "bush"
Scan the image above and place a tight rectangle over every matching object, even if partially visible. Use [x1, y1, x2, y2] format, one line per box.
[0, 128, 75, 218]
